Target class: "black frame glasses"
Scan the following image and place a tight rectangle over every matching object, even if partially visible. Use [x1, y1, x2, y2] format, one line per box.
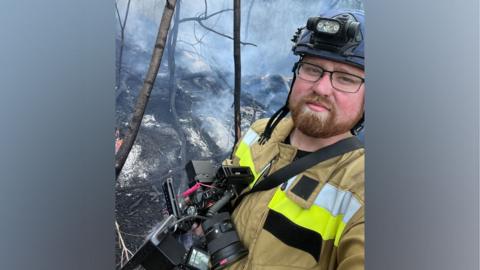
[295, 62, 365, 93]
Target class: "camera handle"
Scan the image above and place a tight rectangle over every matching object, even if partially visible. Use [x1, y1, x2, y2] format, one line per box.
[207, 190, 234, 217]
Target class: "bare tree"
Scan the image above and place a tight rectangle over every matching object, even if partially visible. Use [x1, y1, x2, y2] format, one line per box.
[115, 0, 177, 178]
[115, 0, 133, 87]
[167, 0, 187, 164]
[233, 0, 242, 149]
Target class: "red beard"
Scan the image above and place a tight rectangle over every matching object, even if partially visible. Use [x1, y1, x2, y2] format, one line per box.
[289, 93, 362, 138]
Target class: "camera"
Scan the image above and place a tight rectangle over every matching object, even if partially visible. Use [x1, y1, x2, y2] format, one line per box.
[120, 160, 253, 270]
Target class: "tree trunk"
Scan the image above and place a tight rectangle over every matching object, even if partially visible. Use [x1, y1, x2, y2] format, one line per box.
[232, 0, 242, 152]
[167, 0, 187, 165]
[115, 0, 177, 178]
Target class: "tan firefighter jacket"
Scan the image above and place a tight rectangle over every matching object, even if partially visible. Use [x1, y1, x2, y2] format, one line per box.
[226, 117, 364, 270]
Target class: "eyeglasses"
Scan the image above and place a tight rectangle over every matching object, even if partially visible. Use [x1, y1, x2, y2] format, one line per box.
[295, 62, 365, 93]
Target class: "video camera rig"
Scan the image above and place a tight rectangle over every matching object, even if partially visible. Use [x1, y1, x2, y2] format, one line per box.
[120, 160, 254, 270]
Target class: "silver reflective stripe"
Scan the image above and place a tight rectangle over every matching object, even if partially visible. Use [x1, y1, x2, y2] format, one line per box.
[243, 129, 259, 146]
[257, 161, 273, 179]
[284, 175, 297, 190]
[314, 183, 361, 223]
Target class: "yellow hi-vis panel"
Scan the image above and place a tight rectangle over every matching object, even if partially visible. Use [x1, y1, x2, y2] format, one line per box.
[268, 182, 361, 246]
[234, 129, 260, 187]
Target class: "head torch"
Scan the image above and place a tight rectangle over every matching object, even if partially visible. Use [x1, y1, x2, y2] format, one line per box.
[305, 13, 361, 52]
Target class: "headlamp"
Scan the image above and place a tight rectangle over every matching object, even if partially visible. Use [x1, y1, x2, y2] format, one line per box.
[310, 18, 341, 35]
[306, 14, 360, 40]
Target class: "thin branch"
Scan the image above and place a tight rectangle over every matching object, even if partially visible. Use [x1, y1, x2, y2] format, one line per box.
[204, 0, 208, 17]
[191, 7, 226, 46]
[177, 39, 202, 54]
[115, 1, 123, 31]
[192, 20, 212, 46]
[122, 0, 133, 31]
[197, 4, 226, 43]
[179, 8, 233, 23]
[197, 20, 257, 46]
[116, 221, 133, 267]
[115, 0, 132, 32]
[116, 0, 133, 87]
[177, 8, 256, 46]
[245, 0, 256, 40]
[119, 231, 145, 238]
[192, 20, 201, 44]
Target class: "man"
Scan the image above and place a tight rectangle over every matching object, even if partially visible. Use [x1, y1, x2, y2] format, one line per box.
[227, 9, 365, 270]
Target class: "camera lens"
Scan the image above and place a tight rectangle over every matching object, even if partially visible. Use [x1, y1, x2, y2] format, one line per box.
[202, 212, 248, 270]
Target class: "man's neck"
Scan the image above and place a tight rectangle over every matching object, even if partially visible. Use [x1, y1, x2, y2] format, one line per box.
[289, 128, 351, 152]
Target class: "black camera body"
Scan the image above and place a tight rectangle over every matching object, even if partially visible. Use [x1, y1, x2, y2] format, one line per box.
[120, 215, 211, 270]
[120, 160, 253, 270]
[175, 160, 252, 219]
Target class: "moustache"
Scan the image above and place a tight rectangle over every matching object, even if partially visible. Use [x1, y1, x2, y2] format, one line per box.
[301, 94, 333, 111]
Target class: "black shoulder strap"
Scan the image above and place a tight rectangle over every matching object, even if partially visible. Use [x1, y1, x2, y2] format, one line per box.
[233, 136, 363, 209]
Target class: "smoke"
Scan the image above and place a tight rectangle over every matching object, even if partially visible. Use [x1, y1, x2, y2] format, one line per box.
[115, 0, 364, 180]
[116, 0, 364, 77]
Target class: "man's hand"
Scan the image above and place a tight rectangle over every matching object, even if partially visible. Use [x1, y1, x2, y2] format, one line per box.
[192, 222, 205, 236]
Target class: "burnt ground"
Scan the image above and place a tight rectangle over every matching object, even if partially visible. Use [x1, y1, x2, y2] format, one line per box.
[114, 47, 290, 269]
[115, 184, 167, 269]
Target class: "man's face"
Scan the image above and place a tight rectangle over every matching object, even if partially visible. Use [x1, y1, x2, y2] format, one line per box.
[288, 56, 365, 138]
